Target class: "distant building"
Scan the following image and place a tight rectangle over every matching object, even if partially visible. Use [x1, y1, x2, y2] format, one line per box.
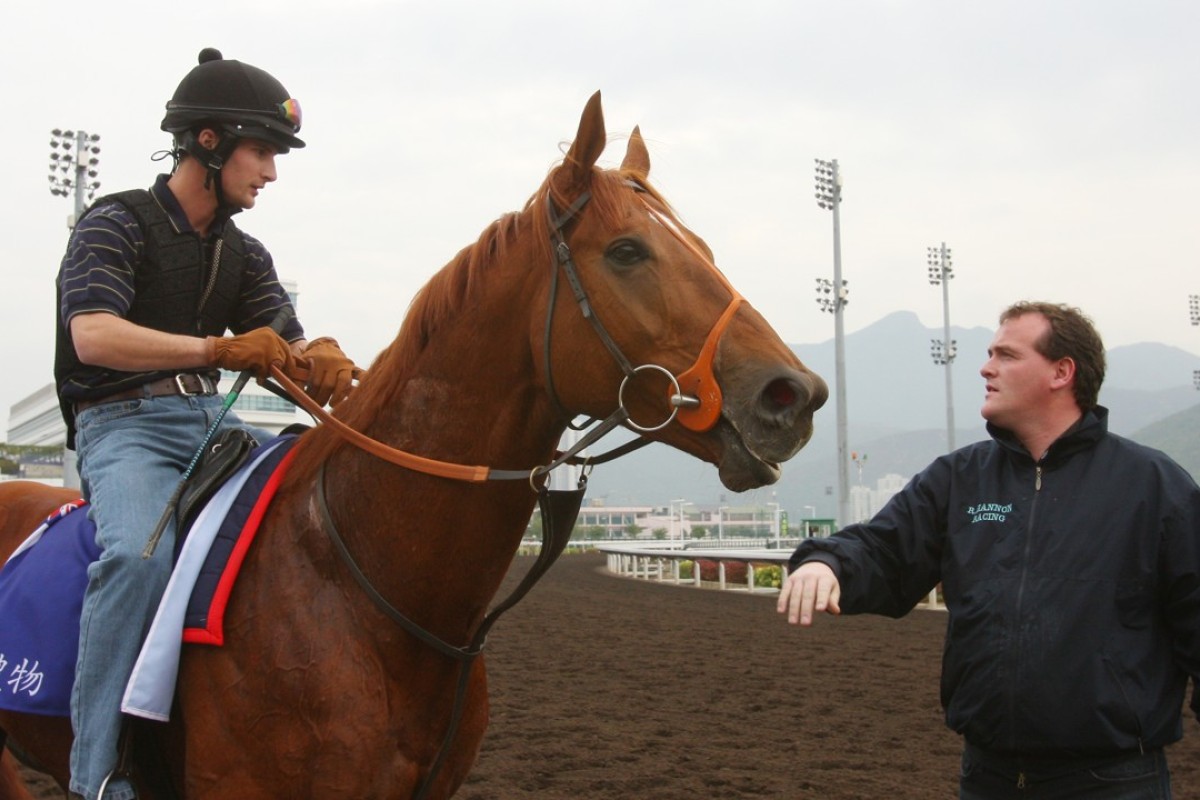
[574, 504, 673, 540]
[568, 500, 804, 542]
[850, 473, 908, 523]
[7, 383, 63, 448]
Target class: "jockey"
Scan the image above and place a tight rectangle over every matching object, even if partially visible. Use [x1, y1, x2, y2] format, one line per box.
[53, 48, 356, 800]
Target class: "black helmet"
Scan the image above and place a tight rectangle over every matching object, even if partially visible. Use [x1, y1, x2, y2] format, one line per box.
[162, 48, 305, 153]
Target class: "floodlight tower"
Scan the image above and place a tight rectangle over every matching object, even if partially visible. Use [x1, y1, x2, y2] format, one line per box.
[927, 242, 956, 450]
[48, 128, 102, 228]
[48, 129, 100, 491]
[1189, 294, 1199, 390]
[814, 158, 850, 528]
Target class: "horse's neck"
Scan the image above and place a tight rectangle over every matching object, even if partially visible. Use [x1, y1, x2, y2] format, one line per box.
[367, 298, 560, 475]
[315, 274, 563, 641]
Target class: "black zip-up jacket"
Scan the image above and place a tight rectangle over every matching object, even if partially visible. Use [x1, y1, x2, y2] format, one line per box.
[791, 407, 1200, 758]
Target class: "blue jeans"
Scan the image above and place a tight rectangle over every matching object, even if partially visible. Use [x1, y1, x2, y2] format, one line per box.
[70, 393, 269, 800]
[960, 743, 1172, 799]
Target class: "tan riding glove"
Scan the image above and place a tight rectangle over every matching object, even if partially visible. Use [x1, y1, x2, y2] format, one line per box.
[208, 328, 297, 378]
[294, 337, 361, 407]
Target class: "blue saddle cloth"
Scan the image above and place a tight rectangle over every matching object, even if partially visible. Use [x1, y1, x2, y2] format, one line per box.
[0, 434, 299, 718]
[0, 500, 95, 715]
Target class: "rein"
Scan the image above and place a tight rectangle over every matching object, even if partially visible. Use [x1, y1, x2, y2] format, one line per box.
[269, 362, 628, 484]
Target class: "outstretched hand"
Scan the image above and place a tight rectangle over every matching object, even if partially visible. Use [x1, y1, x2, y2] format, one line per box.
[777, 561, 842, 626]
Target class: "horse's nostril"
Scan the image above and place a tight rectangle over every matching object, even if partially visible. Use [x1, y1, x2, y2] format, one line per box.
[763, 377, 799, 410]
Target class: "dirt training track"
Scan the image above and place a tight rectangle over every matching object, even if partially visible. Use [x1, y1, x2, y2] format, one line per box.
[19, 552, 1200, 798]
[470, 553, 1200, 799]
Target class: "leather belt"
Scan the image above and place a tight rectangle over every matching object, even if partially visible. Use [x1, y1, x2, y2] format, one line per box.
[73, 373, 219, 416]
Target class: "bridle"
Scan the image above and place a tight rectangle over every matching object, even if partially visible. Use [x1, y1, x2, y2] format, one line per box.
[542, 180, 744, 437]
[265, 177, 744, 798]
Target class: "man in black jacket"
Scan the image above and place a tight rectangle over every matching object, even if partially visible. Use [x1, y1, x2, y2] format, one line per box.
[778, 301, 1200, 798]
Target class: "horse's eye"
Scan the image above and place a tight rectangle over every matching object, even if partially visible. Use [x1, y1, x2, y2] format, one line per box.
[605, 239, 647, 270]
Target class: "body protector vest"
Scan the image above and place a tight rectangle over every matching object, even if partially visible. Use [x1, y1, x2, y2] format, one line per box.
[54, 189, 248, 447]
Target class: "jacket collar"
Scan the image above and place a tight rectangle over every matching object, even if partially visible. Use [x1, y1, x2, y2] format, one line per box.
[989, 405, 1108, 464]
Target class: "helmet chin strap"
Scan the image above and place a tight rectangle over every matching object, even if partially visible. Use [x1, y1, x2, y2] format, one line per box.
[179, 129, 240, 212]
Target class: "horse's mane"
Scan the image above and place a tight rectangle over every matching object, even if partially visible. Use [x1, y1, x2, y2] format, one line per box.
[284, 159, 671, 487]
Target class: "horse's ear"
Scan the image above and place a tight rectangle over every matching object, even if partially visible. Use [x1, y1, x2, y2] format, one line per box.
[621, 125, 650, 178]
[558, 91, 606, 192]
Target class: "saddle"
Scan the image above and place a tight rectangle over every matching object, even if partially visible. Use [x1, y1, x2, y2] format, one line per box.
[174, 423, 308, 547]
[176, 427, 260, 544]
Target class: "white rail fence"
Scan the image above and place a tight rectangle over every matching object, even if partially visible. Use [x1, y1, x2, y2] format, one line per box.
[597, 543, 794, 593]
[593, 542, 944, 608]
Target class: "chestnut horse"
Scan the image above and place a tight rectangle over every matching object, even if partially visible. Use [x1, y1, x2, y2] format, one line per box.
[0, 92, 826, 799]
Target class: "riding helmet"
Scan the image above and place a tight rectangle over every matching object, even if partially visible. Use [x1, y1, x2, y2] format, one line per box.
[161, 48, 305, 153]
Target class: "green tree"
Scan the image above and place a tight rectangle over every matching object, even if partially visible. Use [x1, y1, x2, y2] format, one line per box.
[582, 525, 607, 540]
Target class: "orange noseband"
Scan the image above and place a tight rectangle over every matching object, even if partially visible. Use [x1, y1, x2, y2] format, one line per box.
[639, 197, 743, 432]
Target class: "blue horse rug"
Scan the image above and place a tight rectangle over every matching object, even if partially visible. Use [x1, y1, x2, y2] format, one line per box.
[0, 435, 299, 719]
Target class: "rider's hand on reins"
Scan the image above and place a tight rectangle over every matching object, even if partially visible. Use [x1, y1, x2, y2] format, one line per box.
[295, 336, 361, 407]
[208, 327, 298, 379]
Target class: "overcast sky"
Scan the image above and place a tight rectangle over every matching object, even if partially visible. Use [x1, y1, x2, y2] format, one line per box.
[3, 0, 1198, 436]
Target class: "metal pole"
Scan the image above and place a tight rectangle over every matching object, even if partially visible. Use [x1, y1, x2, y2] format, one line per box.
[939, 243, 956, 451]
[815, 159, 851, 527]
[928, 243, 956, 453]
[73, 130, 88, 224]
[1189, 296, 1199, 390]
[829, 162, 850, 528]
[49, 128, 101, 489]
[672, 498, 687, 543]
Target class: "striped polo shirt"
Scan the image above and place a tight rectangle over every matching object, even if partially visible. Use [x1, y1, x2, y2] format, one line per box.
[56, 174, 305, 399]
